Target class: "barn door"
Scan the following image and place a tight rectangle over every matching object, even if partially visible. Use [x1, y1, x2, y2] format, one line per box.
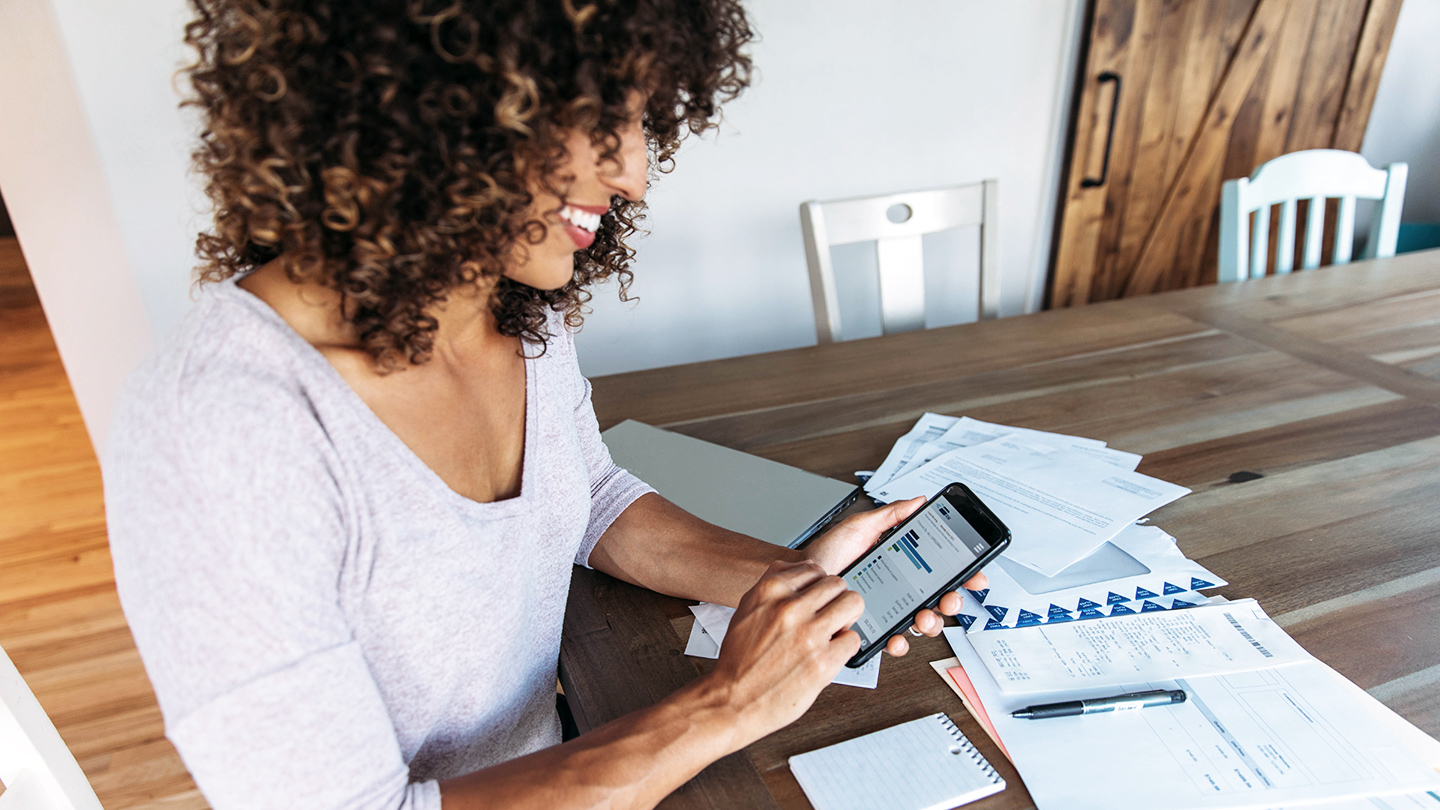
[1048, 0, 1402, 307]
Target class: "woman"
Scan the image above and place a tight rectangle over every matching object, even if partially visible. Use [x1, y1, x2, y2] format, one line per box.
[103, 2, 984, 808]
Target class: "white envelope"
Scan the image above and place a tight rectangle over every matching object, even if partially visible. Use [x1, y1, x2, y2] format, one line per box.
[683, 603, 882, 689]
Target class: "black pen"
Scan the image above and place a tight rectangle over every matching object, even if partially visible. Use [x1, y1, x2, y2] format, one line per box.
[1011, 689, 1187, 719]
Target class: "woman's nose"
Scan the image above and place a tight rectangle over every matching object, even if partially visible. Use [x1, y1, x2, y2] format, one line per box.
[604, 122, 648, 202]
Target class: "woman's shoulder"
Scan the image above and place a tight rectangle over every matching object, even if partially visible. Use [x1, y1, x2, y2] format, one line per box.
[109, 280, 334, 463]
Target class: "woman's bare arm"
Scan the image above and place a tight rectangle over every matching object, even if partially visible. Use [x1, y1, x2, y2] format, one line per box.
[438, 561, 862, 810]
[587, 492, 806, 606]
[587, 493, 986, 655]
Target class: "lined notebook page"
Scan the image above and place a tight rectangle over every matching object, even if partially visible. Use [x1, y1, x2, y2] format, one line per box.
[789, 713, 1004, 810]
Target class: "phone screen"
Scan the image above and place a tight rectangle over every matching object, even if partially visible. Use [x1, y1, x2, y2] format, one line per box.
[844, 493, 997, 649]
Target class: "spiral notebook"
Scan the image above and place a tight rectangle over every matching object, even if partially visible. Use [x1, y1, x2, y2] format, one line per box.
[789, 713, 1004, 810]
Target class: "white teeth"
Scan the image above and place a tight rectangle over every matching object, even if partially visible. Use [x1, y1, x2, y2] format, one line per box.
[559, 205, 603, 233]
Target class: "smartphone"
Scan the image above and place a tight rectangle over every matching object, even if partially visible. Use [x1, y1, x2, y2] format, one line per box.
[839, 482, 1011, 668]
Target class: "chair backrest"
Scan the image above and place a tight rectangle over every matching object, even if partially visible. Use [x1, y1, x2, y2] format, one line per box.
[1218, 149, 1407, 283]
[0, 644, 103, 810]
[800, 180, 999, 344]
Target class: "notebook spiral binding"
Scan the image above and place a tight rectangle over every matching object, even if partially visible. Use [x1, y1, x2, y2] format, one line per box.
[936, 713, 1001, 783]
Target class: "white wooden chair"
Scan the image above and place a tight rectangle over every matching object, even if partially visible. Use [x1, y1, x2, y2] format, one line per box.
[1219, 149, 1407, 283]
[801, 181, 999, 344]
[0, 644, 102, 810]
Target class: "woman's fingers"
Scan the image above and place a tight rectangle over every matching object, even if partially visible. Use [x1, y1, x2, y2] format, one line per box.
[886, 634, 910, 657]
[912, 608, 943, 636]
[810, 583, 865, 634]
[803, 497, 932, 576]
[864, 497, 926, 540]
[830, 497, 925, 546]
[936, 590, 964, 616]
[750, 559, 828, 600]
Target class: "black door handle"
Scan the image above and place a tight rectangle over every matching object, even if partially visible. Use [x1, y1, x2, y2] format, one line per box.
[1081, 71, 1122, 189]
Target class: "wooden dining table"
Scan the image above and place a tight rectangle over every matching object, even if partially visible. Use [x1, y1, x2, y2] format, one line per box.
[560, 249, 1440, 809]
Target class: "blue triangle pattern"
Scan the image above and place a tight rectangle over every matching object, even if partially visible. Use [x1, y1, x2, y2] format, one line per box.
[1016, 610, 1044, 627]
[985, 604, 1009, 622]
[1134, 586, 1159, 600]
[1079, 607, 1105, 619]
[1110, 603, 1137, 616]
[1107, 591, 1128, 605]
[1191, 577, 1216, 590]
[1162, 582, 1186, 595]
[957, 613, 977, 631]
[968, 588, 990, 604]
[1047, 612, 1075, 623]
[1048, 604, 1072, 618]
[1171, 598, 1198, 609]
[1141, 600, 1166, 612]
[984, 618, 1005, 630]
[1076, 597, 1102, 611]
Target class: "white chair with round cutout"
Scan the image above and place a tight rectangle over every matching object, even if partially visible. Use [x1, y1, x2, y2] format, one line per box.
[800, 181, 999, 344]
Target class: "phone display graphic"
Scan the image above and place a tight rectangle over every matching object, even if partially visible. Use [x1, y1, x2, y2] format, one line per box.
[842, 484, 1008, 663]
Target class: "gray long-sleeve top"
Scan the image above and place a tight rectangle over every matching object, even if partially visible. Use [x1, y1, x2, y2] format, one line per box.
[103, 279, 653, 809]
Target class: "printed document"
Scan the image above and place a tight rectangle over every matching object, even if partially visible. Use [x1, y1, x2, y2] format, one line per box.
[969, 599, 1312, 693]
[925, 418, 1136, 475]
[866, 416, 1136, 491]
[867, 413, 959, 489]
[945, 628, 1440, 810]
[871, 437, 1190, 576]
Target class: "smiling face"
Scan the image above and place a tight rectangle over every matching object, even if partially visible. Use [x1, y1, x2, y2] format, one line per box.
[503, 109, 649, 292]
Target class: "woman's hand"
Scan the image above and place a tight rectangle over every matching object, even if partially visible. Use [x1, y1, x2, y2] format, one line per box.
[706, 560, 864, 747]
[801, 497, 989, 658]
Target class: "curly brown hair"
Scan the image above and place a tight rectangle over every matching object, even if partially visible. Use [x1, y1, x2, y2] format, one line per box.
[185, 0, 752, 366]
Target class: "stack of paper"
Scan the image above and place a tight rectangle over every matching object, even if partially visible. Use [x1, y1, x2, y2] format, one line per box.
[684, 414, 1217, 685]
[941, 604, 1440, 810]
[866, 414, 1222, 632]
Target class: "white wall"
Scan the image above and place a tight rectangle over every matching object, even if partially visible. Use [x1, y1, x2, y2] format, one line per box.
[48, 0, 206, 334]
[0, 1, 161, 452]
[574, 0, 1086, 375]
[0, 0, 1089, 444]
[1361, 0, 1440, 225]
[9, 0, 1431, 444]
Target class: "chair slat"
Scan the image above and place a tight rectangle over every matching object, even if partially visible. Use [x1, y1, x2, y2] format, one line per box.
[800, 202, 844, 343]
[1251, 206, 1270, 279]
[1369, 163, 1408, 259]
[1218, 177, 1248, 283]
[1334, 195, 1356, 265]
[1302, 196, 1324, 270]
[1276, 199, 1297, 274]
[875, 235, 926, 335]
[979, 180, 1000, 320]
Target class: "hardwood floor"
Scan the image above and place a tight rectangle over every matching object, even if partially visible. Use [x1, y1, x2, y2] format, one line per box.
[0, 237, 205, 808]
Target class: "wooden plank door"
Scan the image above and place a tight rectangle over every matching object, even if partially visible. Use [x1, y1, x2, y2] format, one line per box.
[1048, 0, 1402, 307]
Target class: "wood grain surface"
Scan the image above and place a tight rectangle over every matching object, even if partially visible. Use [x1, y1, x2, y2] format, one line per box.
[0, 238, 206, 808]
[573, 248, 1440, 810]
